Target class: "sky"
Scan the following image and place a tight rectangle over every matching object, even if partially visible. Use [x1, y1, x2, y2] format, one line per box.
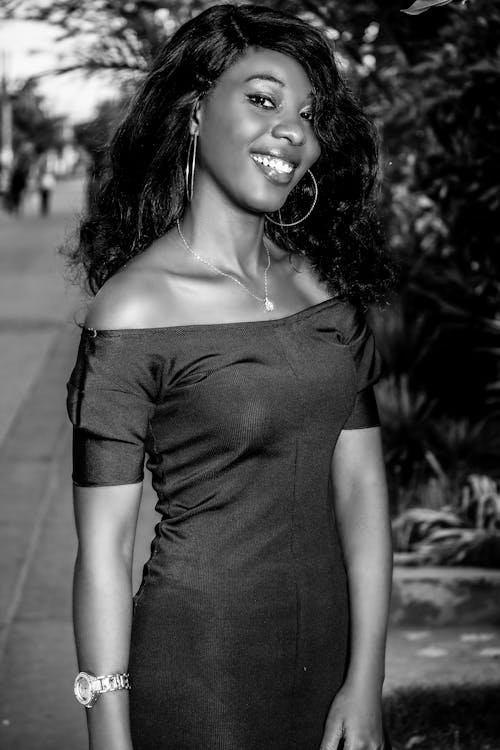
[0, 19, 117, 123]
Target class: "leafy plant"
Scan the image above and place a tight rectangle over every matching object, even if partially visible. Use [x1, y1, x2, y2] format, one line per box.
[401, 0, 465, 15]
[371, 249, 500, 519]
[416, 528, 500, 567]
[460, 475, 500, 530]
[385, 685, 500, 749]
[392, 477, 500, 567]
[392, 507, 465, 552]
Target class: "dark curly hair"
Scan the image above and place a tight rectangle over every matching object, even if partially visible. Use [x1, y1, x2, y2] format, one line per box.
[65, 3, 395, 304]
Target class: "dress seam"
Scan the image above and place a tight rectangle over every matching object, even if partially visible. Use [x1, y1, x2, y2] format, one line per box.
[273, 326, 300, 378]
[290, 437, 300, 749]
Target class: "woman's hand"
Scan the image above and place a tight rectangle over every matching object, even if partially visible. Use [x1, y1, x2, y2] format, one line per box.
[319, 683, 386, 750]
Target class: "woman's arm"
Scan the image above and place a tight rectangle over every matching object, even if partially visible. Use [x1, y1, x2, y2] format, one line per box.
[73, 482, 143, 750]
[333, 426, 392, 690]
[320, 426, 392, 750]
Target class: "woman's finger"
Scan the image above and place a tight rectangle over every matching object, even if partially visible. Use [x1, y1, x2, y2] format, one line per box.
[319, 720, 345, 750]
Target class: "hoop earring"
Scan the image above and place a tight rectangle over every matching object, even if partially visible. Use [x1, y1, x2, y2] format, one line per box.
[265, 170, 318, 227]
[185, 132, 198, 202]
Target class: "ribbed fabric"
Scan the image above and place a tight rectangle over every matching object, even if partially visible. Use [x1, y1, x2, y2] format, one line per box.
[66, 298, 382, 750]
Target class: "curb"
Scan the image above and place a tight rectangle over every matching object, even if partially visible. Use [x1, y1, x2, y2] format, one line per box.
[391, 565, 500, 627]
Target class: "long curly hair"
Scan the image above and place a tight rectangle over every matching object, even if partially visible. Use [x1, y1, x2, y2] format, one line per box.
[66, 3, 396, 304]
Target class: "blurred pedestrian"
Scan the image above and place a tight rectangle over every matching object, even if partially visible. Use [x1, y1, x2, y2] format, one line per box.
[65, 5, 395, 750]
[7, 144, 32, 214]
[35, 152, 56, 216]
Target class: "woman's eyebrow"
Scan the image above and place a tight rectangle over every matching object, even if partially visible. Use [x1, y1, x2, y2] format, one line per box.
[244, 73, 286, 86]
[244, 73, 315, 99]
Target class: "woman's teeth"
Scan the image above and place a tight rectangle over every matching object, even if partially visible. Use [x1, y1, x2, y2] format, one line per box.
[251, 154, 294, 174]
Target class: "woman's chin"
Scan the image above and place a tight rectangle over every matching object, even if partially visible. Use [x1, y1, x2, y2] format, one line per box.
[241, 196, 286, 218]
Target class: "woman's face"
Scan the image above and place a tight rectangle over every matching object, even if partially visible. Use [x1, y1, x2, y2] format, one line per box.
[194, 47, 321, 215]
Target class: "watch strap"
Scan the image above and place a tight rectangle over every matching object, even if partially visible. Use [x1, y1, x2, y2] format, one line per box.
[91, 673, 130, 694]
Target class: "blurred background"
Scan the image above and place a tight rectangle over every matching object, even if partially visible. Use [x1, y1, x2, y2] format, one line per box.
[0, 1, 498, 749]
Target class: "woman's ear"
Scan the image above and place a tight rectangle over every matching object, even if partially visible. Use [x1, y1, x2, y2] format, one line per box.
[189, 98, 203, 136]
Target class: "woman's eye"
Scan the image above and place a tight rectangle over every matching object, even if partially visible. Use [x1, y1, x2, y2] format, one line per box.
[301, 110, 314, 122]
[247, 94, 275, 110]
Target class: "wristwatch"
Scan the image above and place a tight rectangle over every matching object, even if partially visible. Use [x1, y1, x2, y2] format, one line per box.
[73, 671, 130, 708]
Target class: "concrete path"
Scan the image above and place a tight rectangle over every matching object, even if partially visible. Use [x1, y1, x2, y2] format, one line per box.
[0, 179, 89, 749]
[0, 181, 498, 750]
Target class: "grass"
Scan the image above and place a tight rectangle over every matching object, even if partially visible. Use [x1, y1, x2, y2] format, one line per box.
[384, 684, 500, 750]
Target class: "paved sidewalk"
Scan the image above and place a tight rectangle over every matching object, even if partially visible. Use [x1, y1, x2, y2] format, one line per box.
[0, 179, 89, 750]
[0, 182, 498, 749]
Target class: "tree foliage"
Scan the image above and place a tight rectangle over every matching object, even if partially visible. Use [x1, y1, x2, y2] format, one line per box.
[0, 0, 209, 74]
[12, 79, 65, 154]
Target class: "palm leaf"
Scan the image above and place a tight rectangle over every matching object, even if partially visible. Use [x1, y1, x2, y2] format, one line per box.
[401, 0, 455, 15]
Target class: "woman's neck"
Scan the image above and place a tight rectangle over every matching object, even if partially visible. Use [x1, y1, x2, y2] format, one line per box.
[180, 192, 268, 278]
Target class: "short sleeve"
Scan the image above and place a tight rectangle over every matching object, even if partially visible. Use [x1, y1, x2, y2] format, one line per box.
[66, 330, 158, 487]
[342, 306, 383, 430]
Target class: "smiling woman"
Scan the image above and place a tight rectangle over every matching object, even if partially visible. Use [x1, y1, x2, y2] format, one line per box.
[66, 3, 394, 302]
[64, 5, 394, 750]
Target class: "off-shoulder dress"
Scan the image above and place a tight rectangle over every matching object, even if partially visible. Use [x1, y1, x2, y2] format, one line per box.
[66, 297, 382, 750]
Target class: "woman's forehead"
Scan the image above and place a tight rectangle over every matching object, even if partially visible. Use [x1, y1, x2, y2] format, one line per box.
[217, 48, 314, 96]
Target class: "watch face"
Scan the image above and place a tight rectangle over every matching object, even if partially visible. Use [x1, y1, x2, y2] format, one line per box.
[74, 672, 93, 705]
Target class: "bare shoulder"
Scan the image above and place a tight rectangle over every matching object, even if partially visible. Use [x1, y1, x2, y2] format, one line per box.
[83, 231, 195, 330]
[84, 263, 161, 331]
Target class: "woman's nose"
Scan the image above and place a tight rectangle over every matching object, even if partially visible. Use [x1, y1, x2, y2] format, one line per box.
[271, 118, 306, 147]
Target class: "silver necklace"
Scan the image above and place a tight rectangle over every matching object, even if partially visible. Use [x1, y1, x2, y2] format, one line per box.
[176, 219, 274, 312]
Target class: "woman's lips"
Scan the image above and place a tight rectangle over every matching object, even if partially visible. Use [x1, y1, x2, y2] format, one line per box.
[250, 153, 296, 185]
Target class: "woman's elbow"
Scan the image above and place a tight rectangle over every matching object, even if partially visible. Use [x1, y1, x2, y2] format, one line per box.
[74, 535, 134, 582]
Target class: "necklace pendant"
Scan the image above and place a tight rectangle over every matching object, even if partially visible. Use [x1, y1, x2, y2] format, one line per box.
[264, 298, 274, 312]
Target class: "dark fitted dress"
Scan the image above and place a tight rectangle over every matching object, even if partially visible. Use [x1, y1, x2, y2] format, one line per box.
[66, 298, 382, 750]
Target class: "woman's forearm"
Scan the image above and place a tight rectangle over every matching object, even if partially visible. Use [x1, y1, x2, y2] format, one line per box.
[73, 552, 134, 750]
[331, 428, 393, 694]
[338, 511, 392, 692]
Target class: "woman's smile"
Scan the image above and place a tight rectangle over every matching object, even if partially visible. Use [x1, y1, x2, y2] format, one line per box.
[250, 152, 297, 185]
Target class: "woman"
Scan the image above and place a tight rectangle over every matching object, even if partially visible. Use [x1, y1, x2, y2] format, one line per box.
[66, 5, 395, 750]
